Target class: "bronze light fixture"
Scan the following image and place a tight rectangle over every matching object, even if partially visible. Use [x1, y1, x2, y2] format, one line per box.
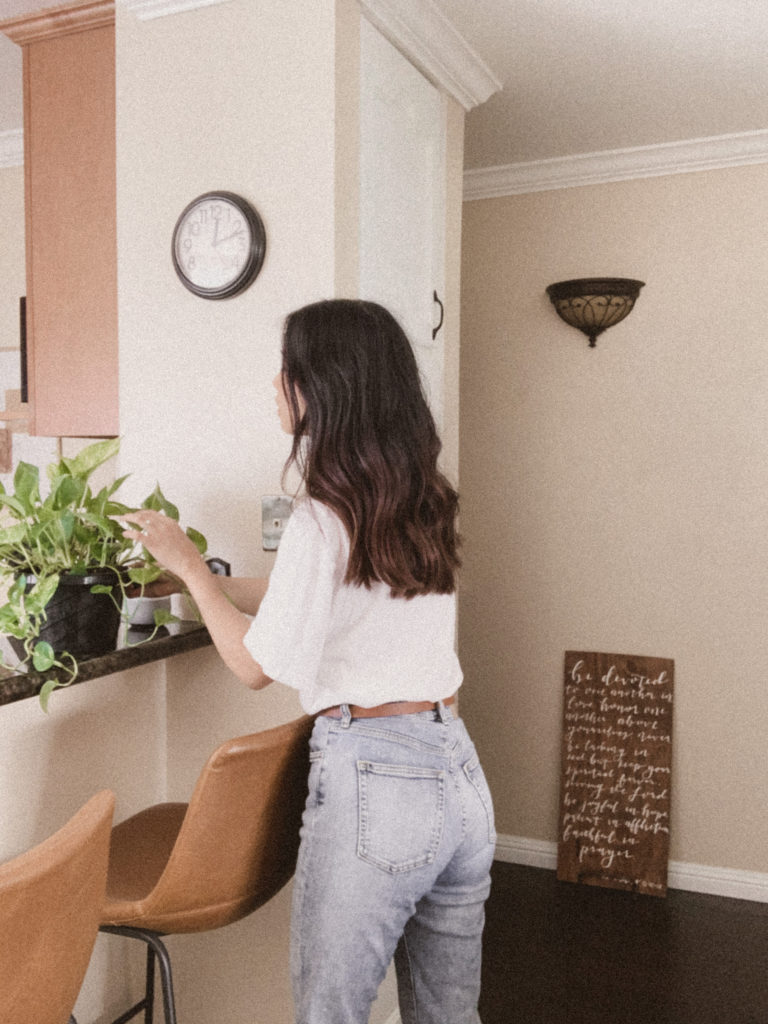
[546, 278, 645, 348]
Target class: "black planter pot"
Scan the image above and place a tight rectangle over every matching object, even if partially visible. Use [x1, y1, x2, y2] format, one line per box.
[10, 569, 124, 662]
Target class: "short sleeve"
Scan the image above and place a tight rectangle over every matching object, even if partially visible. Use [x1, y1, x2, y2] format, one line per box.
[243, 502, 341, 692]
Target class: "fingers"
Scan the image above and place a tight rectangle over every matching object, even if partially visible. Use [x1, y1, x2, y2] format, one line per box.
[118, 509, 169, 542]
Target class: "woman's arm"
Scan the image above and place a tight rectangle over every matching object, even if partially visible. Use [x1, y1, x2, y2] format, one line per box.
[177, 563, 272, 689]
[129, 571, 268, 616]
[216, 576, 269, 615]
[120, 511, 272, 690]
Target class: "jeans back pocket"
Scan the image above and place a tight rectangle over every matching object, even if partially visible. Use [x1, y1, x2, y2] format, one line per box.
[357, 760, 445, 874]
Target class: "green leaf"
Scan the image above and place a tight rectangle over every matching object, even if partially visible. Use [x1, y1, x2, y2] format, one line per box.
[36, 671, 75, 714]
[8, 574, 29, 600]
[25, 574, 60, 614]
[12, 461, 40, 514]
[0, 522, 30, 547]
[0, 493, 28, 518]
[90, 584, 114, 595]
[98, 475, 131, 502]
[127, 565, 163, 586]
[75, 513, 120, 555]
[38, 678, 59, 713]
[51, 474, 85, 510]
[0, 606, 26, 637]
[186, 526, 208, 556]
[105, 499, 134, 517]
[34, 574, 60, 603]
[62, 438, 121, 482]
[141, 485, 180, 521]
[32, 640, 56, 672]
[58, 509, 76, 543]
[154, 608, 179, 627]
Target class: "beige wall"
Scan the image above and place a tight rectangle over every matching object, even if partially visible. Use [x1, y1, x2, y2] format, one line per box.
[458, 164, 768, 875]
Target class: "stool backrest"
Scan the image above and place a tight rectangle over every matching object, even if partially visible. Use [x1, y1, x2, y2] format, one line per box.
[0, 789, 115, 1024]
[142, 714, 314, 933]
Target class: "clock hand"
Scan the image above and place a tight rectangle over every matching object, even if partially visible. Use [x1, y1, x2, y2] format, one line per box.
[212, 215, 220, 247]
[214, 227, 244, 247]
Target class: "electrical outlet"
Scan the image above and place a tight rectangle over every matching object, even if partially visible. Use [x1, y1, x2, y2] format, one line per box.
[261, 495, 293, 550]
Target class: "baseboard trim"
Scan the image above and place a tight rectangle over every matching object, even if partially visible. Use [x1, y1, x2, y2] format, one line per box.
[495, 833, 558, 870]
[494, 834, 768, 903]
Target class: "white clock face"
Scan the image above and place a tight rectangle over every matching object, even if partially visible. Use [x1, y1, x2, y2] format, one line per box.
[173, 195, 252, 292]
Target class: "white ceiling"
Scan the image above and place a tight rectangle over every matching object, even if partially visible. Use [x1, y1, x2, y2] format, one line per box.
[446, 0, 768, 170]
[2, 0, 768, 171]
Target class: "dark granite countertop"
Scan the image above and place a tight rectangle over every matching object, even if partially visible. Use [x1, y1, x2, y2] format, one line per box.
[0, 621, 212, 707]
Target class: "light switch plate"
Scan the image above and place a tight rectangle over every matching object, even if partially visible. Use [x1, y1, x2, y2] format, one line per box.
[261, 495, 293, 550]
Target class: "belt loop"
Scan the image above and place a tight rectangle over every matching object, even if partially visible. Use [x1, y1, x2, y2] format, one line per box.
[435, 700, 450, 724]
[339, 703, 353, 729]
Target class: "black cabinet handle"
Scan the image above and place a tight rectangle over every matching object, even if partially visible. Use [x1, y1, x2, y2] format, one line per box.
[19, 297, 27, 404]
[432, 290, 444, 340]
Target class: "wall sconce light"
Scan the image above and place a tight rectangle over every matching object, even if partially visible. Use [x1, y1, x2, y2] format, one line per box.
[546, 278, 645, 348]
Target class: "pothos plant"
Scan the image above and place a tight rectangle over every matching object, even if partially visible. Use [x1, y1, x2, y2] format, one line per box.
[0, 437, 206, 710]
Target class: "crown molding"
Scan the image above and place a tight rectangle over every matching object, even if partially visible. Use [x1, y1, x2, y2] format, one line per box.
[463, 129, 768, 200]
[0, 0, 113, 45]
[0, 130, 23, 170]
[358, 0, 501, 111]
[119, 0, 232, 20]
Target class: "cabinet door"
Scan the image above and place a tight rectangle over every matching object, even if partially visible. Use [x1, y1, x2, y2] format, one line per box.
[359, 18, 446, 430]
[23, 18, 117, 436]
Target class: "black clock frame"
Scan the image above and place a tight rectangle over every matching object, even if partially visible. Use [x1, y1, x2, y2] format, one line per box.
[171, 191, 267, 299]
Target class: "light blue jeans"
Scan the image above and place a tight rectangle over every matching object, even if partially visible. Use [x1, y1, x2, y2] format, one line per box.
[291, 702, 496, 1024]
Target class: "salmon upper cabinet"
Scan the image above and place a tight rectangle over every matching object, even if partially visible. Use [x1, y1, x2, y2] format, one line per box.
[1, 1, 117, 438]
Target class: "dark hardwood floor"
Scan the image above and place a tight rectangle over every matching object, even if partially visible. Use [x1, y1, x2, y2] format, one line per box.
[480, 861, 768, 1024]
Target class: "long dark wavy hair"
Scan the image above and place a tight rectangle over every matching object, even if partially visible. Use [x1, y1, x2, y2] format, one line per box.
[281, 299, 460, 598]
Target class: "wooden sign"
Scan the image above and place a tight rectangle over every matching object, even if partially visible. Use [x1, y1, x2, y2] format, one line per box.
[557, 651, 674, 896]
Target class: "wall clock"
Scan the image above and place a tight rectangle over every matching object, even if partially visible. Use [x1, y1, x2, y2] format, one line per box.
[171, 191, 266, 299]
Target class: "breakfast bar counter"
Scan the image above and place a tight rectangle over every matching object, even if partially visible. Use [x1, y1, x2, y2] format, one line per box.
[0, 621, 212, 707]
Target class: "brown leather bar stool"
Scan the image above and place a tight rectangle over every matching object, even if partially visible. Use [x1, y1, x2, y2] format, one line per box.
[100, 714, 314, 1024]
[0, 789, 115, 1024]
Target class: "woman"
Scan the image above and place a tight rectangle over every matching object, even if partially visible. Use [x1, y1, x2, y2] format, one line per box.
[123, 299, 495, 1024]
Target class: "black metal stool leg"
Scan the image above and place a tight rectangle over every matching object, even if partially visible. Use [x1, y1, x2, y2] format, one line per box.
[144, 931, 176, 1024]
[144, 942, 156, 1024]
[100, 925, 177, 1024]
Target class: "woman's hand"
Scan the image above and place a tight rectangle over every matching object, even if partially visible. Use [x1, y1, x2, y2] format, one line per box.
[120, 509, 206, 586]
[120, 510, 272, 691]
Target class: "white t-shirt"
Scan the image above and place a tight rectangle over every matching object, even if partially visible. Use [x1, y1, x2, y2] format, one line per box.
[243, 498, 463, 714]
